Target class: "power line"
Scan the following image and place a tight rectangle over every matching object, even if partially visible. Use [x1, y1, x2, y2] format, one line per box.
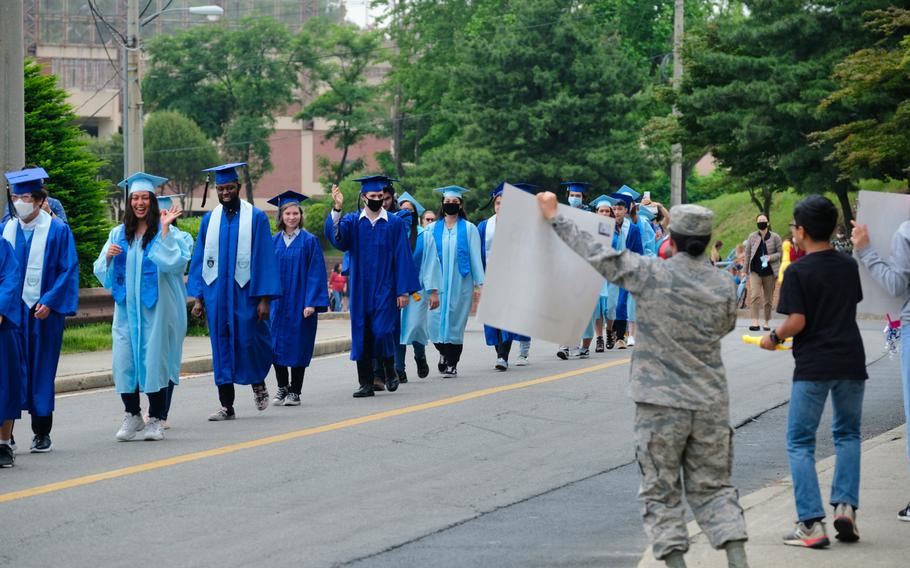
[71, 73, 119, 114]
[87, 0, 124, 82]
[80, 90, 121, 122]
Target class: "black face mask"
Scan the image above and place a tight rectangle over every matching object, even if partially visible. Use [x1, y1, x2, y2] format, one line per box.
[366, 198, 383, 212]
[757, 222, 768, 231]
[443, 203, 461, 216]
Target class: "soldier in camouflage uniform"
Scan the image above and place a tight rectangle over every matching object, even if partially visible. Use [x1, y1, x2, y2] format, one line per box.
[537, 193, 749, 568]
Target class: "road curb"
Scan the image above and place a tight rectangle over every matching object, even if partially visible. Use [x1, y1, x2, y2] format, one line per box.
[54, 336, 352, 395]
[636, 425, 907, 567]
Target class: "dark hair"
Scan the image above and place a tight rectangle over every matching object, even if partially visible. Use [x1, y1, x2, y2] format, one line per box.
[670, 231, 711, 257]
[29, 188, 49, 202]
[123, 193, 160, 249]
[276, 202, 303, 233]
[401, 203, 419, 251]
[333, 263, 341, 273]
[793, 195, 838, 242]
[714, 240, 723, 249]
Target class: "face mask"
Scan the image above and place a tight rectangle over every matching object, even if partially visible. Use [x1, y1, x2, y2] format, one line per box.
[568, 196, 583, 208]
[13, 201, 35, 218]
[757, 222, 768, 230]
[366, 198, 383, 212]
[443, 202, 461, 216]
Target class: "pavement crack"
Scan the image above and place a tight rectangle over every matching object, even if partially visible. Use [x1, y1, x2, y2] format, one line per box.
[335, 459, 638, 567]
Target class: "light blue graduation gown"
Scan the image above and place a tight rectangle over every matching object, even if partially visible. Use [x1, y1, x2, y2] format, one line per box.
[400, 225, 434, 346]
[423, 219, 484, 344]
[0, 239, 23, 421]
[324, 210, 420, 360]
[1, 217, 79, 416]
[94, 226, 193, 394]
[188, 206, 281, 386]
[269, 230, 329, 368]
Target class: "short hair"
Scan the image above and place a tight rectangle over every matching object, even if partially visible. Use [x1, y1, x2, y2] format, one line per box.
[793, 195, 838, 242]
[29, 188, 49, 201]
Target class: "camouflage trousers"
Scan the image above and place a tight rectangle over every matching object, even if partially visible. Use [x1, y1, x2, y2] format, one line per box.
[634, 402, 748, 560]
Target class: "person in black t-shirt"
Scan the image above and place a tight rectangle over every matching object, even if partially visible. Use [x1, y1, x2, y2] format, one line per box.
[761, 195, 866, 549]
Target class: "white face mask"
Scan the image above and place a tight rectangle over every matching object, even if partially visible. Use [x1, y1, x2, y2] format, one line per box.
[13, 200, 36, 219]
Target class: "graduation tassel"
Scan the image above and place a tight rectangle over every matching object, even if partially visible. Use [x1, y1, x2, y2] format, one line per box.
[201, 175, 210, 209]
[4, 183, 15, 219]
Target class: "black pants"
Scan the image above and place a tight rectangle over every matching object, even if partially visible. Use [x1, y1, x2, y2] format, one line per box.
[31, 414, 53, 436]
[614, 320, 628, 339]
[121, 388, 167, 420]
[434, 343, 464, 367]
[216, 382, 264, 410]
[354, 316, 394, 389]
[495, 331, 513, 362]
[162, 381, 175, 420]
[274, 365, 305, 395]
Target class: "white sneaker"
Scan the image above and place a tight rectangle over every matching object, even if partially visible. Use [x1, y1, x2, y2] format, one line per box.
[143, 417, 165, 441]
[495, 358, 508, 371]
[627, 335, 636, 347]
[116, 413, 145, 441]
[515, 356, 529, 366]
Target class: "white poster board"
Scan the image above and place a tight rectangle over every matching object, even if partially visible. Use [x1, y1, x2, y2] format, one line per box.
[476, 184, 613, 345]
[855, 190, 910, 317]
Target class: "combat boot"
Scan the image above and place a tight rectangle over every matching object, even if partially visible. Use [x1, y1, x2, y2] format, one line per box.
[724, 540, 749, 568]
[663, 550, 686, 568]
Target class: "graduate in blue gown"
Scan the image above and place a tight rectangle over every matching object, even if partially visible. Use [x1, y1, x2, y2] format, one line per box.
[588, 194, 619, 352]
[556, 182, 598, 360]
[614, 185, 654, 348]
[266, 190, 328, 407]
[422, 186, 485, 378]
[394, 192, 436, 382]
[478, 182, 535, 371]
[0, 238, 24, 467]
[188, 163, 281, 420]
[1, 167, 79, 453]
[605, 190, 643, 350]
[324, 176, 420, 398]
[94, 174, 192, 441]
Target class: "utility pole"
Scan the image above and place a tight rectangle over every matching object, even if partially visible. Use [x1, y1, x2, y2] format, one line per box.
[0, 0, 26, 217]
[124, 0, 144, 178]
[670, 0, 684, 206]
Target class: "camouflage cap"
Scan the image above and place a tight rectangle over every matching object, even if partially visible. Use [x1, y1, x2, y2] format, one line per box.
[668, 204, 713, 236]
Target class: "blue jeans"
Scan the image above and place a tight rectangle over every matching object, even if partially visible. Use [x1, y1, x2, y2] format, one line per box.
[395, 342, 427, 373]
[901, 325, 910, 467]
[787, 379, 865, 521]
[332, 290, 344, 311]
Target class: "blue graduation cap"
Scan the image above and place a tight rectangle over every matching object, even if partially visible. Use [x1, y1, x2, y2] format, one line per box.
[353, 175, 397, 194]
[267, 190, 308, 208]
[434, 185, 470, 200]
[397, 191, 425, 216]
[156, 193, 184, 210]
[609, 192, 634, 210]
[5, 167, 49, 195]
[638, 206, 655, 222]
[202, 162, 246, 185]
[561, 181, 591, 194]
[491, 181, 539, 199]
[616, 184, 641, 201]
[590, 194, 619, 210]
[118, 172, 168, 195]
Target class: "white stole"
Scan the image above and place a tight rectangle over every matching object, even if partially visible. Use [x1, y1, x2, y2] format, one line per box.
[202, 200, 253, 287]
[2, 210, 52, 308]
[484, 215, 497, 256]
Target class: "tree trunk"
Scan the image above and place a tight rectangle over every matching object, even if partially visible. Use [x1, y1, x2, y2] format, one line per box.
[762, 187, 772, 217]
[243, 145, 255, 204]
[834, 185, 854, 226]
[392, 88, 404, 178]
[335, 141, 350, 186]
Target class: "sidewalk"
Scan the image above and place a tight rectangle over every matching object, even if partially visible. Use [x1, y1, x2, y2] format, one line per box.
[637, 425, 910, 567]
[54, 316, 352, 394]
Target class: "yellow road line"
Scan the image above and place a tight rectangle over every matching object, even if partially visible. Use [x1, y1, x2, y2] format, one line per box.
[0, 358, 630, 504]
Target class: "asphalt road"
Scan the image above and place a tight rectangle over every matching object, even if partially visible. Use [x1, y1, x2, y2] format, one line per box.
[0, 320, 902, 568]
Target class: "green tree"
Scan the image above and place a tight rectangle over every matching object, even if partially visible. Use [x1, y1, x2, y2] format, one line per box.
[85, 133, 124, 219]
[144, 111, 219, 210]
[23, 59, 110, 288]
[295, 19, 387, 186]
[678, 0, 893, 223]
[812, 7, 910, 190]
[142, 17, 298, 202]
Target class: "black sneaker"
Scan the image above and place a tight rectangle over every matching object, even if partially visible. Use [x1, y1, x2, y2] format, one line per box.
[595, 336, 605, 353]
[898, 502, 910, 522]
[272, 386, 289, 406]
[556, 347, 570, 360]
[30, 434, 53, 453]
[606, 331, 616, 350]
[283, 392, 301, 406]
[416, 357, 430, 378]
[442, 365, 458, 378]
[386, 373, 400, 392]
[353, 386, 375, 398]
[0, 444, 13, 467]
[397, 369, 408, 384]
[437, 356, 446, 373]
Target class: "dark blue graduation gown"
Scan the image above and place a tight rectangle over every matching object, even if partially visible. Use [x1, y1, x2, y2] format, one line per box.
[0, 239, 24, 422]
[477, 217, 529, 346]
[1, 218, 79, 416]
[324, 210, 419, 361]
[616, 223, 644, 321]
[188, 206, 281, 386]
[269, 230, 328, 368]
